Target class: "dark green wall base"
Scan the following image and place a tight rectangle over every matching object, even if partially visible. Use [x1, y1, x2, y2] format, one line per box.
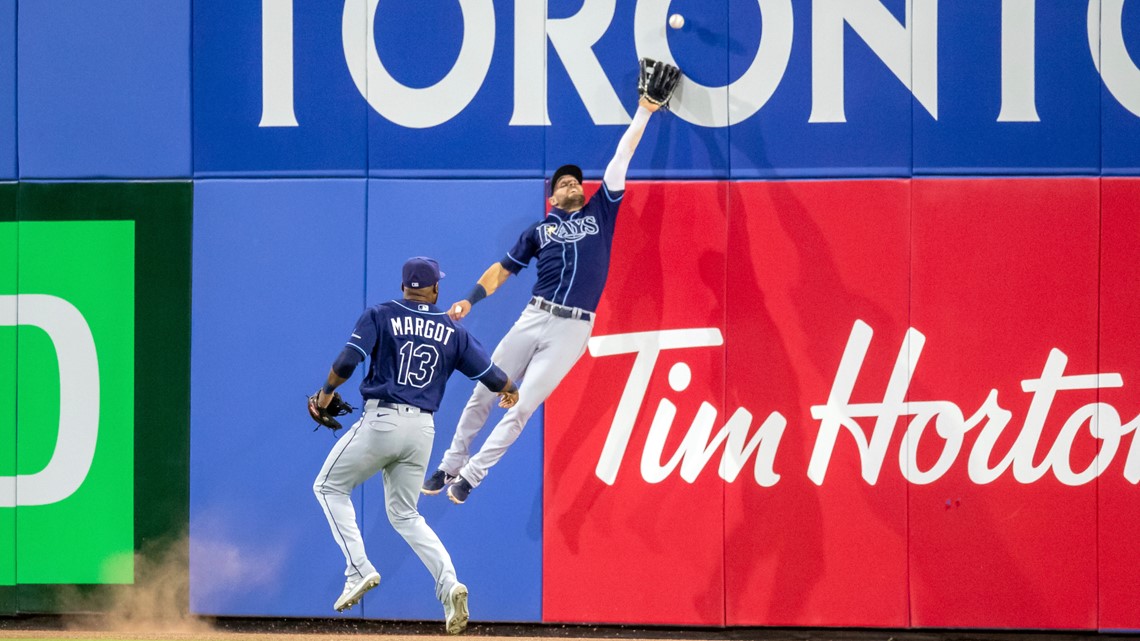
[2, 182, 192, 615]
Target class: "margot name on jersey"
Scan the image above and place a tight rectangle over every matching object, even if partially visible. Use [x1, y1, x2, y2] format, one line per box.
[540, 217, 600, 247]
[390, 315, 457, 345]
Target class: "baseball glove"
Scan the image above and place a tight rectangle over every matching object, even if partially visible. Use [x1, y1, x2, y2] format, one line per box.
[638, 58, 681, 110]
[308, 390, 355, 432]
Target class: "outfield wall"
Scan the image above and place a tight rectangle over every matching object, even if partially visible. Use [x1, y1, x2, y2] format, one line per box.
[1, 0, 1139, 631]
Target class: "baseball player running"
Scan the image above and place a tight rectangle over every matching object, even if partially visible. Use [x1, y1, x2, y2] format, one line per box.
[422, 60, 681, 504]
[310, 256, 518, 634]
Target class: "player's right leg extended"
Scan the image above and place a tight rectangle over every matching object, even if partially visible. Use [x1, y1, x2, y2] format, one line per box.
[454, 314, 593, 499]
[434, 306, 546, 479]
[384, 414, 467, 633]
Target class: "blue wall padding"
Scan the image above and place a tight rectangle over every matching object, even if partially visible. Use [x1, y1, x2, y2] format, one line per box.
[358, 178, 545, 621]
[1101, 1, 1140, 175]
[190, 179, 367, 617]
[0, 0, 14, 180]
[365, 0, 543, 178]
[17, 1, 191, 178]
[193, 0, 368, 177]
[182, 0, 1140, 179]
[912, 1, 1100, 175]
[728, 0, 913, 178]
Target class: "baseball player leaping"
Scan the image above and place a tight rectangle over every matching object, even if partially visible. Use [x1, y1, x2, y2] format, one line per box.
[310, 256, 518, 634]
[422, 60, 682, 505]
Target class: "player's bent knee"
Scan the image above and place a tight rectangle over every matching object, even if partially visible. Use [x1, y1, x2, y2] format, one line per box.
[387, 508, 422, 530]
[313, 479, 349, 497]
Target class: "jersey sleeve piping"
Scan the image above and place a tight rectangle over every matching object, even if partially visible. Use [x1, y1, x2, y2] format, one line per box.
[468, 362, 494, 380]
[346, 342, 367, 358]
[602, 182, 624, 202]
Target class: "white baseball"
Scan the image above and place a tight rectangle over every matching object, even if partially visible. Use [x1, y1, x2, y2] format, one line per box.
[668, 13, 684, 29]
[454, 305, 463, 314]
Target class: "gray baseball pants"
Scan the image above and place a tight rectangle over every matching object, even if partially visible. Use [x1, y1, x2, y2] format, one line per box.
[314, 400, 459, 603]
[439, 304, 594, 487]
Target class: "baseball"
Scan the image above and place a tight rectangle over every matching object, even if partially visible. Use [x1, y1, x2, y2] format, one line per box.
[668, 13, 684, 29]
[454, 305, 463, 314]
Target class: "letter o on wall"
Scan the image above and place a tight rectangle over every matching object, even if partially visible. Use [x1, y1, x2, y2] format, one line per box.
[1089, 0, 1140, 117]
[343, 0, 496, 128]
[633, 0, 794, 127]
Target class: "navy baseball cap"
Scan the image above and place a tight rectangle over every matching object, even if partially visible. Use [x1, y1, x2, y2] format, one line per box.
[550, 164, 583, 194]
[402, 256, 445, 288]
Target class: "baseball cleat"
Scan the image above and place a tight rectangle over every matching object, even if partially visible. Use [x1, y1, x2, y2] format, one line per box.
[447, 477, 473, 504]
[422, 470, 456, 495]
[334, 570, 380, 612]
[443, 582, 469, 635]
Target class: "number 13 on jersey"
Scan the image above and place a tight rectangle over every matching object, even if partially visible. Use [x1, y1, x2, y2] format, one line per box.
[397, 341, 440, 388]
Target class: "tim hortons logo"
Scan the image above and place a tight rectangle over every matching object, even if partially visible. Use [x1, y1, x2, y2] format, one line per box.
[589, 320, 1140, 488]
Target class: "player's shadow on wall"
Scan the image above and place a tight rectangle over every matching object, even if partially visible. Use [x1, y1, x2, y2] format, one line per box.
[727, 136, 1049, 626]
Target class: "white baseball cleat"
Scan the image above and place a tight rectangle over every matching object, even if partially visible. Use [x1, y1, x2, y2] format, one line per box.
[334, 571, 380, 612]
[443, 582, 469, 635]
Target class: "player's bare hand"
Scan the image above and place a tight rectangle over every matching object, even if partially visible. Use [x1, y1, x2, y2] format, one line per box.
[639, 97, 660, 113]
[317, 390, 334, 409]
[448, 300, 472, 320]
[498, 389, 519, 409]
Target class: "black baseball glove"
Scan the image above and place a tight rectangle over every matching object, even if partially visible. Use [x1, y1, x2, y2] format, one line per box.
[638, 58, 682, 110]
[308, 390, 355, 432]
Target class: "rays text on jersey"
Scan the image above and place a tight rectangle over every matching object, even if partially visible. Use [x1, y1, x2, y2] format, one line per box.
[540, 217, 600, 247]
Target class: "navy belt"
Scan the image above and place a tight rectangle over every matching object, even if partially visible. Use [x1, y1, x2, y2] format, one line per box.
[530, 297, 594, 321]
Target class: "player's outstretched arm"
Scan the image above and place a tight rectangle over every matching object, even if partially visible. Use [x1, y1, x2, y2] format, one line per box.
[602, 100, 655, 192]
[448, 262, 512, 320]
[601, 60, 681, 191]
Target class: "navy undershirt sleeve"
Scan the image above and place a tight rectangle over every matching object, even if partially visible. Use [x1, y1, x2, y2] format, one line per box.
[477, 363, 510, 393]
[454, 329, 509, 391]
[332, 345, 364, 378]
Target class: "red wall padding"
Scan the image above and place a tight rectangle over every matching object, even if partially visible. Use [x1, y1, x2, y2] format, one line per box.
[544, 182, 727, 626]
[909, 179, 1099, 629]
[1098, 178, 1140, 631]
[543, 178, 1140, 631]
[724, 180, 911, 627]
